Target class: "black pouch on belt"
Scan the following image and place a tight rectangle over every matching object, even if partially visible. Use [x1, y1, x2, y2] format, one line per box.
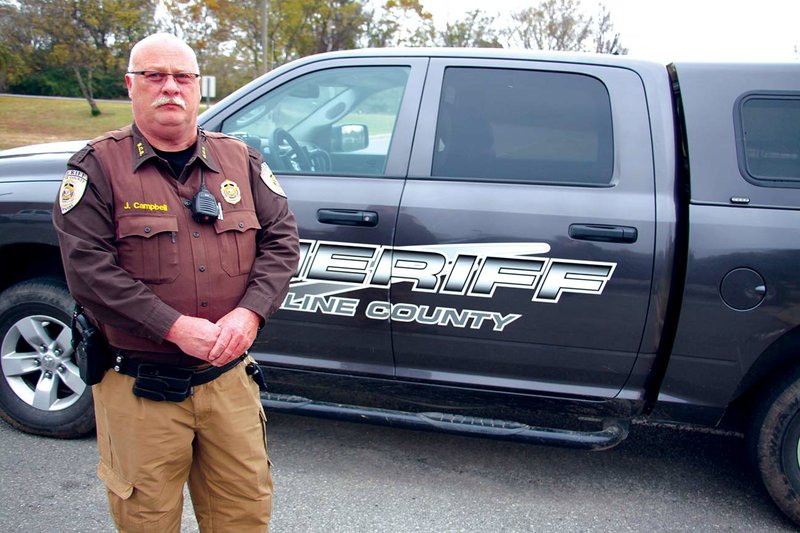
[71, 305, 111, 386]
[133, 364, 194, 402]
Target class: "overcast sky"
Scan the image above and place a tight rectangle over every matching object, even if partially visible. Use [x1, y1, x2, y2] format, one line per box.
[422, 0, 800, 63]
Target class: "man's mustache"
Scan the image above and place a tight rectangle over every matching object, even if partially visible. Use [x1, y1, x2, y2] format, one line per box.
[152, 96, 187, 109]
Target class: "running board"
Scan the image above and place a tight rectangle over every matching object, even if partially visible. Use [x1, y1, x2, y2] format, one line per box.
[263, 393, 629, 451]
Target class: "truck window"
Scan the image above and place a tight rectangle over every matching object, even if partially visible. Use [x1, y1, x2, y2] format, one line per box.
[431, 67, 613, 185]
[738, 95, 800, 184]
[221, 66, 410, 176]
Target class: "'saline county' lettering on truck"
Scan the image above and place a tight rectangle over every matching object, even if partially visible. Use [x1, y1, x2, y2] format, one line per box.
[280, 240, 617, 331]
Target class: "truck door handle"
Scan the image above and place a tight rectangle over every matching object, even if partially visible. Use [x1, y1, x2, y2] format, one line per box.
[569, 224, 638, 244]
[317, 209, 379, 227]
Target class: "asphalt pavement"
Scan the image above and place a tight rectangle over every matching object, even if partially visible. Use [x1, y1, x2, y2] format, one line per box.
[0, 412, 796, 532]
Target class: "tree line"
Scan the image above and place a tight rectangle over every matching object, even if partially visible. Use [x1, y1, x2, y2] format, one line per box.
[0, 0, 627, 115]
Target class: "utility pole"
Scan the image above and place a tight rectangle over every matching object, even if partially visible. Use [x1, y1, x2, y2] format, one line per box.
[261, 0, 270, 75]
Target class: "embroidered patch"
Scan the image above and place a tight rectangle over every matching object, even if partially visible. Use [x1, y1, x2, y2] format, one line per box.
[260, 162, 286, 198]
[59, 170, 89, 214]
[220, 179, 242, 205]
[123, 201, 169, 212]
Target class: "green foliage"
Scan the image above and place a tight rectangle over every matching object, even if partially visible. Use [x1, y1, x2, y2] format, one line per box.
[8, 64, 128, 99]
[437, 9, 502, 48]
[273, 0, 368, 63]
[0, 3, 33, 91]
[509, 0, 591, 51]
[362, 0, 433, 47]
[0, 0, 627, 104]
[507, 0, 627, 53]
[0, 0, 157, 109]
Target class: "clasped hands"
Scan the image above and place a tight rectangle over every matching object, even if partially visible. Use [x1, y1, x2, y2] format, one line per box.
[165, 307, 261, 367]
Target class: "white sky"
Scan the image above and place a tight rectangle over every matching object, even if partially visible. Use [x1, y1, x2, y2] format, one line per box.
[421, 0, 800, 63]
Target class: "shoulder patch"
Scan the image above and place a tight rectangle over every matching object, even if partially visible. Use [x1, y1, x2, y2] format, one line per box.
[59, 169, 89, 214]
[260, 162, 286, 198]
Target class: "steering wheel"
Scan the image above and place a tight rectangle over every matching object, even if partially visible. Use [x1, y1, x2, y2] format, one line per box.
[271, 128, 312, 172]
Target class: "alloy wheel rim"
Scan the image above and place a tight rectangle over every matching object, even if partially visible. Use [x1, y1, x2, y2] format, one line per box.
[1, 314, 85, 411]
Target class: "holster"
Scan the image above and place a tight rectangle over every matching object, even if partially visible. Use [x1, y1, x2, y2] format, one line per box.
[71, 305, 112, 386]
[246, 361, 269, 392]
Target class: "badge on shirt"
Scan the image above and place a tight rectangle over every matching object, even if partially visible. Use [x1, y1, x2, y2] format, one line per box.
[260, 162, 286, 198]
[220, 179, 242, 204]
[59, 170, 89, 214]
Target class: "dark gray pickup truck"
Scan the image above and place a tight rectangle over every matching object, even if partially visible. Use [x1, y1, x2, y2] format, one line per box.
[1, 48, 799, 523]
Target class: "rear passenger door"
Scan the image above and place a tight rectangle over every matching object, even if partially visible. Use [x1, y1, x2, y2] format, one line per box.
[395, 59, 656, 399]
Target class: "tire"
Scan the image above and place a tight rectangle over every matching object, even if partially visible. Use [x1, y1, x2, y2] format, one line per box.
[751, 368, 800, 526]
[0, 278, 95, 438]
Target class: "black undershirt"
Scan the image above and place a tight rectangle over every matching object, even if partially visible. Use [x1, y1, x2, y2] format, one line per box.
[154, 143, 196, 180]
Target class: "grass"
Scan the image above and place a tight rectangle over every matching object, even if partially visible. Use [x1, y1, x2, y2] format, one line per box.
[0, 95, 133, 150]
[347, 112, 397, 136]
[0, 94, 396, 150]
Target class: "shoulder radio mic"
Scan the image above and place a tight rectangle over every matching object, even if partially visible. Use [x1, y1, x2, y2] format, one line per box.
[191, 168, 219, 224]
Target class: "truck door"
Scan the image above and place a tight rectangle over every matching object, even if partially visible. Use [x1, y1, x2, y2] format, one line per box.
[394, 59, 656, 399]
[208, 57, 427, 376]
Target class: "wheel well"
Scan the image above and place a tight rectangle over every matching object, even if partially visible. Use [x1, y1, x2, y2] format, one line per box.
[722, 325, 800, 431]
[0, 243, 65, 293]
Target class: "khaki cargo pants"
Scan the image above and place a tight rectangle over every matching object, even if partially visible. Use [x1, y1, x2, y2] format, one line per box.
[92, 359, 272, 533]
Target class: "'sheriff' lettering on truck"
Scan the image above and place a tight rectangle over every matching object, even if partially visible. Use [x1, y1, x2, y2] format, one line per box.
[281, 240, 617, 331]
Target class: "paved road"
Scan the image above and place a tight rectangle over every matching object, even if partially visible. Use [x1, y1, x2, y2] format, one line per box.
[0, 413, 796, 532]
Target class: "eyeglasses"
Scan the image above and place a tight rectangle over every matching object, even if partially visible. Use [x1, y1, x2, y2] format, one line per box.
[127, 71, 200, 85]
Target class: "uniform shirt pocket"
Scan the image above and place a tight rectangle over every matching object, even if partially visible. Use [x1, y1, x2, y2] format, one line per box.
[116, 214, 180, 283]
[215, 210, 260, 277]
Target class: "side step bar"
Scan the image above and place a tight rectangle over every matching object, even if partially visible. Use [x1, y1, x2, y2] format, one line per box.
[263, 393, 630, 451]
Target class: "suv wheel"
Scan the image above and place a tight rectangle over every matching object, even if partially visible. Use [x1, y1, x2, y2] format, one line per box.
[0, 278, 94, 437]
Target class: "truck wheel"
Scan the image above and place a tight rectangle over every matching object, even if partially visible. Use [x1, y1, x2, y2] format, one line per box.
[752, 370, 800, 525]
[0, 278, 95, 438]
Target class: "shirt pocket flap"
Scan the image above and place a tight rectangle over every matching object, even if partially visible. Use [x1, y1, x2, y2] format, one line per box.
[117, 215, 179, 240]
[97, 461, 134, 500]
[214, 210, 260, 234]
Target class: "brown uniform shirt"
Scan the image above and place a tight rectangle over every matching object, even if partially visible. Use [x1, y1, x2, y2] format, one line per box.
[53, 124, 299, 366]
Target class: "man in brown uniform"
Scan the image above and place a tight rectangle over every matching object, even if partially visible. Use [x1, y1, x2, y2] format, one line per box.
[53, 33, 299, 532]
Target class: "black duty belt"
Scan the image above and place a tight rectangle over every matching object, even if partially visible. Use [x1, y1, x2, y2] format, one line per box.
[113, 352, 245, 402]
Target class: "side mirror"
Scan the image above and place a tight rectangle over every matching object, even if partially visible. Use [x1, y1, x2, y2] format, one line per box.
[332, 124, 368, 152]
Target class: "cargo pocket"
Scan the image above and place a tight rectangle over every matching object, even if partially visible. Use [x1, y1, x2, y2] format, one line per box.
[215, 210, 260, 277]
[98, 461, 134, 500]
[116, 214, 180, 283]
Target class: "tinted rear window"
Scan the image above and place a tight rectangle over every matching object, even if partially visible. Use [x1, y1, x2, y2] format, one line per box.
[739, 96, 800, 184]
